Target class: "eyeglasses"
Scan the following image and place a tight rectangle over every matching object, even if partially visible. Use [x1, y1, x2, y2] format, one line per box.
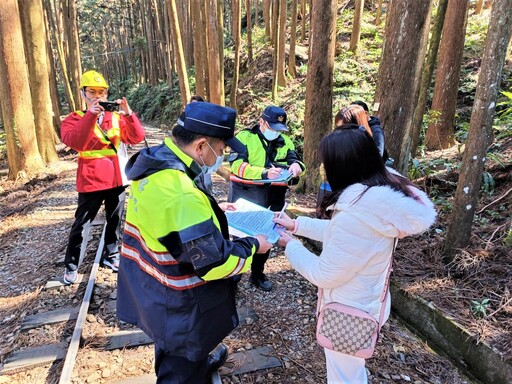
[84, 88, 108, 97]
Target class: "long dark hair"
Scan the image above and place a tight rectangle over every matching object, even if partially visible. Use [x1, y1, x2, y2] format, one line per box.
[317, 126, 418, 218]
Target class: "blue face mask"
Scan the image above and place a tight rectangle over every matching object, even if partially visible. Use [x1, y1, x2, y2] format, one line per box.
[263, 127, 280, 141]
[200, 142, 224, 174]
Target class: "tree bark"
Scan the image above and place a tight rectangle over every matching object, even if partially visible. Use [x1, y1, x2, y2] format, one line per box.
[191, 0, 206, 98]
[475, 0, 484, 14]
[263, 0, 271, 40]
[60, 0, 82, 109]
[301, 0, 307, 42]
[349, 0, 364, 54]
[411, 0, 449, 156]
[206, 0, 224, 105]
[276, 0, 287, 86]
[301, 0, 337, 193]
[374, 0, 433, 175]
[443, 0, 512, 262]
[425, 0, 469, 150]
[289, 0, 298, 78]
[246, 0, 253, 62]
[231, 0, 241, 109]
[18, 0, 58, 164]
[166, 0, 190, 108]
[374, 0, 383, 25]
[0, 0, 44, 179]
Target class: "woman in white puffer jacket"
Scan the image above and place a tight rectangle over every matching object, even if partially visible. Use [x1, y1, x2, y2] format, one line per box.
[274, 126, 436, 383]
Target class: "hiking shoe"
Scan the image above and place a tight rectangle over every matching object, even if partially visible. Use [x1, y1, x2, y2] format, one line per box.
[102, 253, 119, 272]
[63, 269, 78, 285]
[249, 273, 272, 291]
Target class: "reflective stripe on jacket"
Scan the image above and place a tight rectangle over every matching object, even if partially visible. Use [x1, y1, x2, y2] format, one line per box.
[230, 125, 305, 180]
[117, 138, 259, 361]
[60, 109, 145, 192]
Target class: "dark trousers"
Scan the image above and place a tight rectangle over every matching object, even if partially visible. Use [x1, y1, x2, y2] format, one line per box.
[64, 187, 126, 271]
[228, 182, 287, 276]
[154, 344, 209, 384]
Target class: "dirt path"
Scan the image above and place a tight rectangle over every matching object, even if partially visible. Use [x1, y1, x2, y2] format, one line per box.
[0, 126, 475, 384]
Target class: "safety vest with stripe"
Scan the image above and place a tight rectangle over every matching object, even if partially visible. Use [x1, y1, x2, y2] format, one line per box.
[117, 138, 258, 361]
[75, 110, 120, 158]
[230, 126, 305, 182]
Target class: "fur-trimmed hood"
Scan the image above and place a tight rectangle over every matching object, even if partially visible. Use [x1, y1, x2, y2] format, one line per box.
[331, 183, 437, 239]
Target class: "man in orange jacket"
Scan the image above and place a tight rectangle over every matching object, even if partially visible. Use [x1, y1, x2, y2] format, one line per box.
[60, 70, 145, 284]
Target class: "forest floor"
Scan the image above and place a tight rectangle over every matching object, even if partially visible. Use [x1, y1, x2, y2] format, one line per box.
[0, 125, 510, 384]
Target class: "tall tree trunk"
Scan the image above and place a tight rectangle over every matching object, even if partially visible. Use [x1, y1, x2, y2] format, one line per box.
[301, 0, 307, 42]
[217, 0, 225, 104]
[42, 0, 63, 138]
[231, 0, 241, 109]
[301, 0, 337, 193]
[246, 0, 253, 63]
[0, 0, 44, 179]
[411, 0, 449, 156]
[60, 0, 82, 109]
[475, 0, 484, 14]
[374, 0, 433, 175]
[163, 0, 174, 93]
[349, 0, 364, 54]
[200, 0, 210, 99]
[375, 0, 383, 25]
[288, 0, 298, 78]
[276, 0, 287, 86]
[443, 0, 512, 262]
[166, 0, 190, 107]
[263, 0, 271, 40]
[191, 0, 206, 98]
[18, 0, 58, 164]
[425, 0, 469, 150]
[206, 0, 224, 105]
[271, 0, 278, 46]
[50, 0, 76, 112]
[271, 0, 279, 100]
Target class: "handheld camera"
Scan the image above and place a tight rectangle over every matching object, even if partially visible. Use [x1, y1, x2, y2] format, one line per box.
[99, 101, 119, 112]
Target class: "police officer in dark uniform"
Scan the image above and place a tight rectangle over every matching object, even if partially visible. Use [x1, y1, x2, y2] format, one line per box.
[117, 102, 273, 383]
[228, 106, 305, 291]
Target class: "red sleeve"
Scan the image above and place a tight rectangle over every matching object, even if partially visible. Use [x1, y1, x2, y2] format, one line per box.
[60, 111, 98, 151]
[119, 113, 145, 144]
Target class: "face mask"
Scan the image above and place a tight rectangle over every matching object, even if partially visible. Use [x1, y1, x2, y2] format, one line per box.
[263, 128, 280, 141]
[200, 142, 224, 174]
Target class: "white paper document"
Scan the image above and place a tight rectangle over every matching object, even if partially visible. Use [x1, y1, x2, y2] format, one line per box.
[225, 198, 283, 243]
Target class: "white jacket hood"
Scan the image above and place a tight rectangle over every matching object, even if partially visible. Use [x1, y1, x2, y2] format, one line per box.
[331, 183, 437, 239]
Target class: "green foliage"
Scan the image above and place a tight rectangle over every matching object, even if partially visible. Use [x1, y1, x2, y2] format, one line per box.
[481, 171, 495, 195]
[471, 298, 491, 318]
[128, 82, 182, 125]
[503, 223, 512, 247]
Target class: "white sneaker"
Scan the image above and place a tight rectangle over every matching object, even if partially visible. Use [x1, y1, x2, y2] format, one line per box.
[102, 253, 119, 272]
[63, 269, 78, 285]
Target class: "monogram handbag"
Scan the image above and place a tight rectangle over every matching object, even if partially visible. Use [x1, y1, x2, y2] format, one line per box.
[315, 240, 396, 358]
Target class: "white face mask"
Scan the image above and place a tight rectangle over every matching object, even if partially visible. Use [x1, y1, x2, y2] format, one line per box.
[263, 128, 280, 141]
[200, 142, 224, 174]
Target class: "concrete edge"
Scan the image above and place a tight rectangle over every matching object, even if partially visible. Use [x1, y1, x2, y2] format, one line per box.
[390, 281, 512, 384]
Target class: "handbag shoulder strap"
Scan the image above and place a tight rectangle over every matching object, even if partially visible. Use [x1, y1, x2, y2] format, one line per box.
[317, 237, 398, 329]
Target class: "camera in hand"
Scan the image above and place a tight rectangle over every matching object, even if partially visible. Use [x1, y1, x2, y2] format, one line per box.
[99, 101, 119, 112]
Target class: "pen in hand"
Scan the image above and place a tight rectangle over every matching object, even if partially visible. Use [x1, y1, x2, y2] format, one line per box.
[273, 202, 288, 229]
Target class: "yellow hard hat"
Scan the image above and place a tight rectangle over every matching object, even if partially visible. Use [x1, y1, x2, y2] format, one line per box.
[79, 70, 109, 89]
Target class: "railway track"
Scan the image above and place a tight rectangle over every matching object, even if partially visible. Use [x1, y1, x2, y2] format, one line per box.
[0, 126, 274, 383]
